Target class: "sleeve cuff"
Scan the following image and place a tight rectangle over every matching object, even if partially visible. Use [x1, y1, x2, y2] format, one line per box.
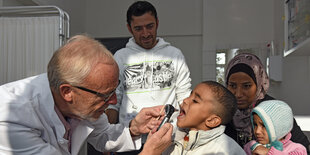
[124, 126, 142, 150]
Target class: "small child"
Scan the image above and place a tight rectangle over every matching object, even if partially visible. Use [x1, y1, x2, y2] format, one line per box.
[163, 81, 246, 155]
[244, 100, 307, 155]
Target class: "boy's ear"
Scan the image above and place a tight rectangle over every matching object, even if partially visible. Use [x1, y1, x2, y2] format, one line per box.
[205, 114, 221, 128]
[59, 84, 74, 102]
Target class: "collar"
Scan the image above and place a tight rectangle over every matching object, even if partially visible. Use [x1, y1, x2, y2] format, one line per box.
[175, 125, 226, 150]
[54, 106, 71, 139]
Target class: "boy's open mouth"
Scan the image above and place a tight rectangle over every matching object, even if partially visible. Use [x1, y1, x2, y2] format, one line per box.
[178, 107, 186, 118]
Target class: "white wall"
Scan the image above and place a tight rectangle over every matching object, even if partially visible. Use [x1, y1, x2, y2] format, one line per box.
[203, 0, 274, 50]
[2, 0, 23, 6]
[32, 0, 86, 35]
[270, 57, 310, 115]
[202, 0, 274, 80]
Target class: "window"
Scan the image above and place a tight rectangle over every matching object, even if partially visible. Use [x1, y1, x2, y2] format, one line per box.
[216, 51, 226, 85]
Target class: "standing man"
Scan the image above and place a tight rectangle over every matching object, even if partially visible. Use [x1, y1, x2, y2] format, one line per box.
[106, 1, 192, 154]
[0, 35, 173, 155]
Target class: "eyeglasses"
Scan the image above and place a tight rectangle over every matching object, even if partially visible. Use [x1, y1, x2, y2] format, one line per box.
[73, 80, 120, 102]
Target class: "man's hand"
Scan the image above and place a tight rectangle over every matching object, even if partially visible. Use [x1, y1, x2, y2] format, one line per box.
[252, 145, 269, 155]
[129, 105, 165, 136]
[140, 123, 173, 155]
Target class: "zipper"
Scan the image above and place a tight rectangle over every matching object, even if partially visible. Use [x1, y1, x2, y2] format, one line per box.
[189, 132, 199, 150]
[174, 141, 185, 155]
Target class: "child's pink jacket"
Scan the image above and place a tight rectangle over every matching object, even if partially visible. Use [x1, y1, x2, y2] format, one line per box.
[244, 133, 307, 155]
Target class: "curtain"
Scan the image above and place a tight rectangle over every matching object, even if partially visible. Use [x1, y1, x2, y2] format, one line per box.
[0, 16, 59, 85]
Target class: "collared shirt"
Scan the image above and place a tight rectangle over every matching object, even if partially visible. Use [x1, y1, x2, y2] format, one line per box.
[54, 105, 80, 152]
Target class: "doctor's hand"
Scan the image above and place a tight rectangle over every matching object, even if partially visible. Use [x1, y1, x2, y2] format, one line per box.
[129, 105, 165, 136]
[140, 123, 173, 155]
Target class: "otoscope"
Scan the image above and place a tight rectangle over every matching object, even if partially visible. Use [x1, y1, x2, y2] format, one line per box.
[156, 104, 178, 131]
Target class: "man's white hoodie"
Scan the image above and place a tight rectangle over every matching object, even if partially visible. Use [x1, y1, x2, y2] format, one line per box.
[108, 37, 192, 126]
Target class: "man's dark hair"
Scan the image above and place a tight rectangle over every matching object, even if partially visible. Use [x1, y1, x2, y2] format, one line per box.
[126, 1, 158, 26]
[202, 81, 237, 125]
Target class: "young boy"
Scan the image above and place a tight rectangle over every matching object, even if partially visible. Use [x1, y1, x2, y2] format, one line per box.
[163, 81, 246, 155]
[244, 100, 307, 155]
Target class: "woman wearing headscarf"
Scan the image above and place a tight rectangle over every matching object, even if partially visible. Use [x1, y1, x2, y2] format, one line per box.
[224, 53, 309, 153]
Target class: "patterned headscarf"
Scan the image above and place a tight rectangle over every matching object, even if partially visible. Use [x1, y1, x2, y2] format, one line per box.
[225, 53, 269, 145]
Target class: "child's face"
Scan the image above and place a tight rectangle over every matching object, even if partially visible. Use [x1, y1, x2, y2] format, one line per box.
[253, 114, 269, 144]
[177, 83, 217, 131]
